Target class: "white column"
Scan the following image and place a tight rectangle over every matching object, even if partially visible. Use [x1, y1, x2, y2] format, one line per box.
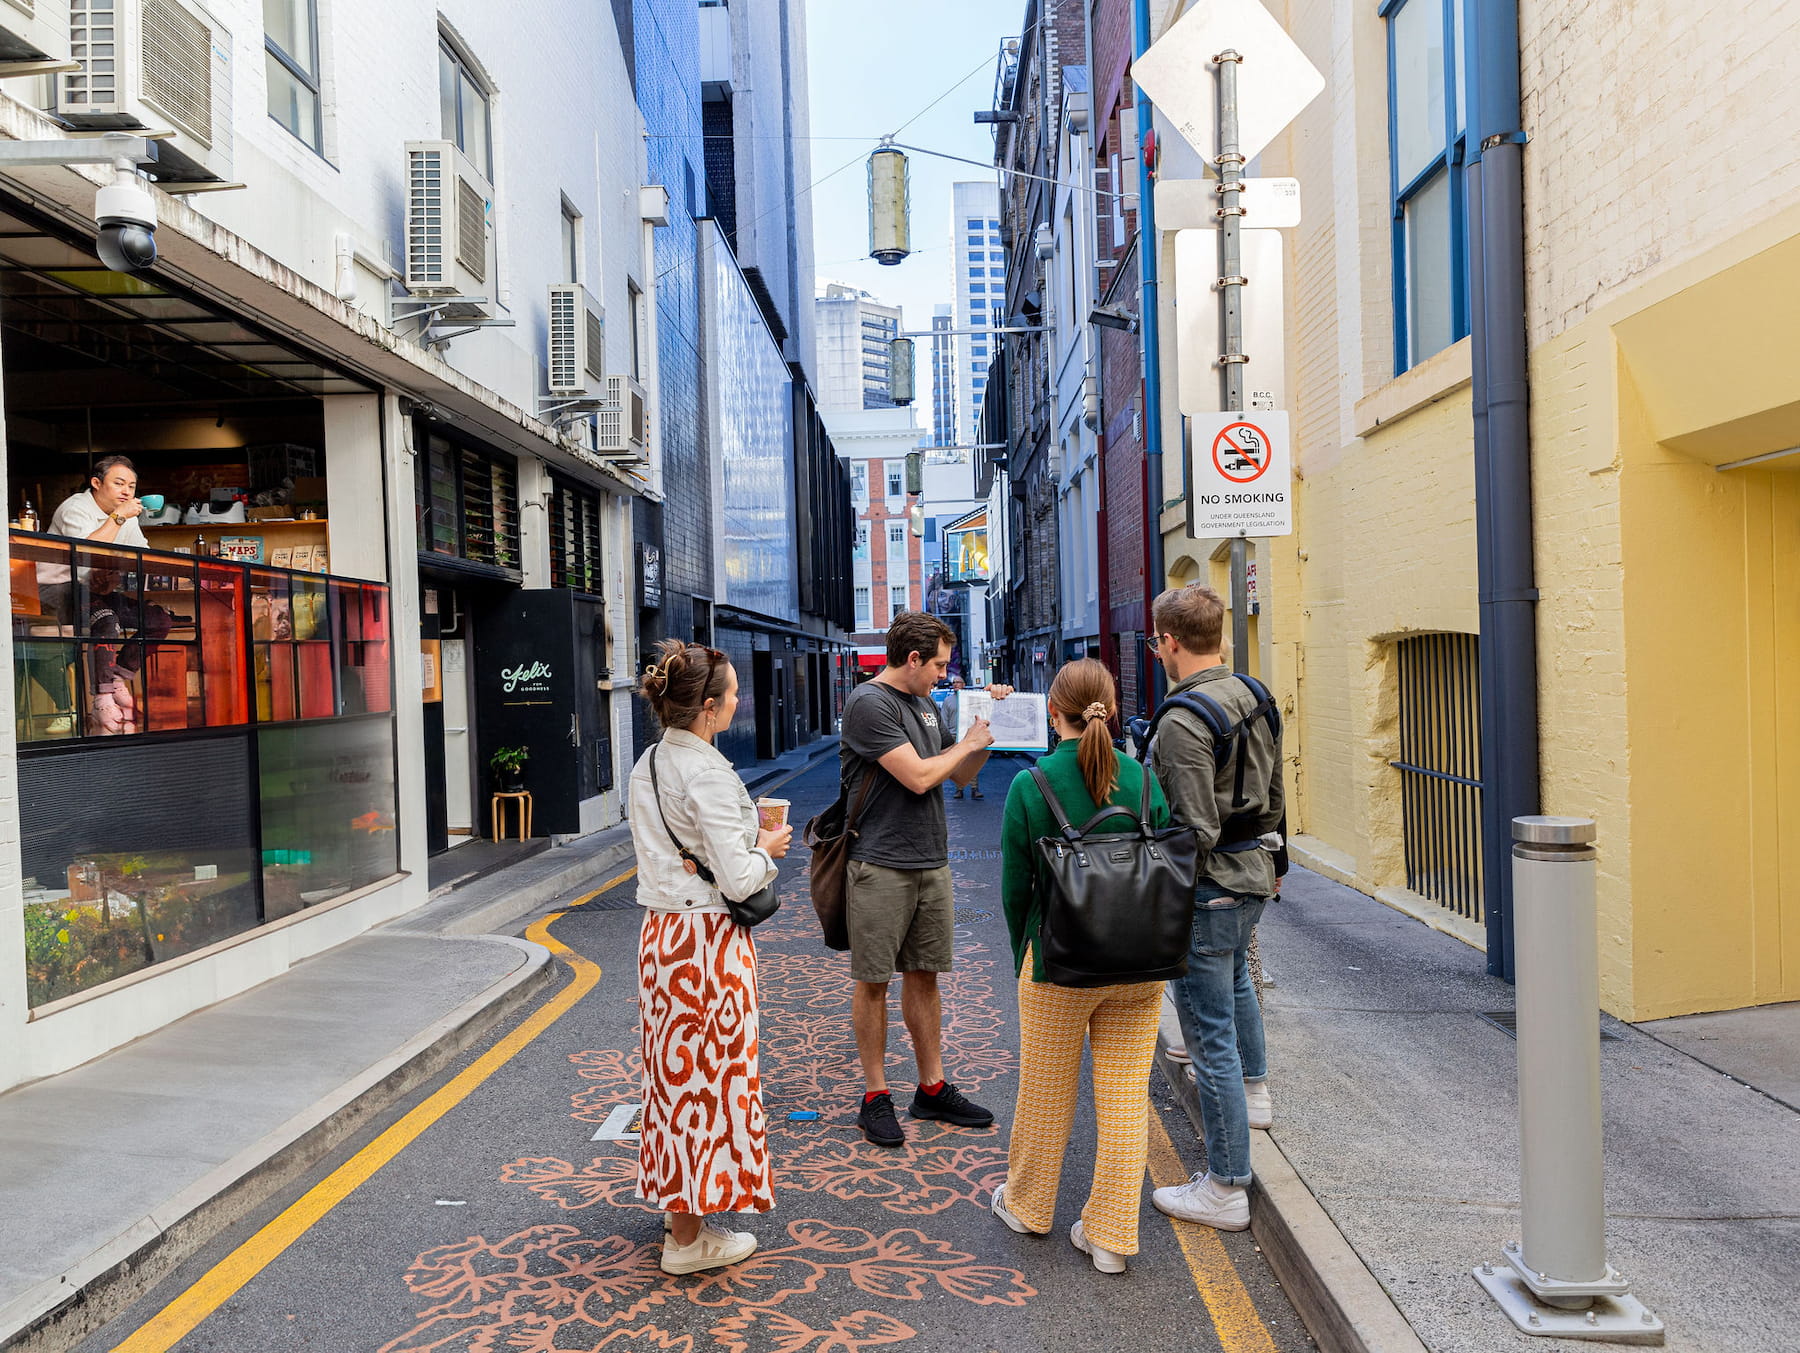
[0, 346, 27, 1092]
[382, 395, 430, 892]
[517, 455, 553, 589]
[322, 394, 388, 582]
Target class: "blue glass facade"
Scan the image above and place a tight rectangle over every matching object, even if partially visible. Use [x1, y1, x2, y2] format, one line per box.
[711, 240, 798, 624]
[634, 0, 708, 616]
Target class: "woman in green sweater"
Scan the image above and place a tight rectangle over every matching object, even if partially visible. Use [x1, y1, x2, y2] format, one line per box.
[991, 659, 1173, 1274]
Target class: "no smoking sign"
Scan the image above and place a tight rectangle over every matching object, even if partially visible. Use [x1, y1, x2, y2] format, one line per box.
[1188, 410, 1293, 538]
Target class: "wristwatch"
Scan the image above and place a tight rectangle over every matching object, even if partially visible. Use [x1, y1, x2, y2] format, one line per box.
[111, 511, 127, 524]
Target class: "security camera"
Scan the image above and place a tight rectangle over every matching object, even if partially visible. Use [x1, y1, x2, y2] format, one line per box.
[94, 161, 157, 274]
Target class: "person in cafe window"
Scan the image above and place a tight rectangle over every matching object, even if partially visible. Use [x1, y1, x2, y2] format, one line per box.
[39, 456, 171, 734]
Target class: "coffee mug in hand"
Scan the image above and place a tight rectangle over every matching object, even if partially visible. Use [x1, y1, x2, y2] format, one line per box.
[138, 494, 165, 512]
[756, 798, 790, 831]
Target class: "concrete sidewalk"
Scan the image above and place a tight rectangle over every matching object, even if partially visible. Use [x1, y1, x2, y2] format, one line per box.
[0, 734, 843, 1353]
[1178, 865, 1800, 1353]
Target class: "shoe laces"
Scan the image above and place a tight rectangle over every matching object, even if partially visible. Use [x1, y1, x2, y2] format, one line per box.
[926, 1082, 972, 1110]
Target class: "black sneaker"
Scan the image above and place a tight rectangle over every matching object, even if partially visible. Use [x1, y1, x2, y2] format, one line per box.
[858, 1092, 906, 1148]
[910, 1082, 995, 1128]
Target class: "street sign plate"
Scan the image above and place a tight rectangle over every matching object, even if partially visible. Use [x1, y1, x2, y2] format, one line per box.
[1131, 0, 1325, 167]
[1156, 177, 1301, 230]
[1186, 410, 1293, 539]
[1174, 229, 1287, 415]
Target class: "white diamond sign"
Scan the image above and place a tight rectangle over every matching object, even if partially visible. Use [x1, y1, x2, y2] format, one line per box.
[1131, 0, 1325, 167]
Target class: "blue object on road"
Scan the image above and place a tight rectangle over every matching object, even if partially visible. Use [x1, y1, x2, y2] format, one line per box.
[787, 1111, 820, 1121]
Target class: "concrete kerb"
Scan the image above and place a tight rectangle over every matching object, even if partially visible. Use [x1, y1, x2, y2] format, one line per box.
[0, 937, 556, 1353]
[1154, 1043, 1430, 1353]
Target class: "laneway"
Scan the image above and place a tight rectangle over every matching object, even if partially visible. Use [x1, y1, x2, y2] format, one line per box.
[79, 755, 1310, 1353]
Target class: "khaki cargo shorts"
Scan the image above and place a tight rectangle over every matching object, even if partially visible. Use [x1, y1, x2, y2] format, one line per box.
[845, 860, 955, 984]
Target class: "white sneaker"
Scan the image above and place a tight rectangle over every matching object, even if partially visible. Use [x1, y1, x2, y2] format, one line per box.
[1245, 1080, 1273, 1130]
[991, 1185, 1036, 1235]
[1070, 1219, 1127, 1274]
[660, 1222, 758, 1274]
[1152, 1172, 1250, 1231]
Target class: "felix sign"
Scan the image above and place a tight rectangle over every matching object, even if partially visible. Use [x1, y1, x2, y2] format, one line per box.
[1187, 411, 1293, 539]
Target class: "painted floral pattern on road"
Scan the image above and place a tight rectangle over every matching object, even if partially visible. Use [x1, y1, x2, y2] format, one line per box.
[380, 886, 1029, 1352]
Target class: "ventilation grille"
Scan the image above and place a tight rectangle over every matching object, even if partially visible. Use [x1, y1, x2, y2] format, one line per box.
[455, 176, 486, 282]
[65, 0, 119, 110]
[406, 146, 446, 286]
[584, 309, 604, 381]
[142, 0, 212, 147]
[547, 286, 580, 392]
[595, 376, 646, 456]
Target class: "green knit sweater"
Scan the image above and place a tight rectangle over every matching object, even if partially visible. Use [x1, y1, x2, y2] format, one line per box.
[999, 740, 1173, 982]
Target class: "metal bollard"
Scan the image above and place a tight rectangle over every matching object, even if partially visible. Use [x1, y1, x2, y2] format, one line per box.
[1473, 816, 1664, 1343]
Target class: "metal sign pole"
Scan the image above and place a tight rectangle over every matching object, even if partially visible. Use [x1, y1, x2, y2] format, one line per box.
[1215, 48, 1251, 673]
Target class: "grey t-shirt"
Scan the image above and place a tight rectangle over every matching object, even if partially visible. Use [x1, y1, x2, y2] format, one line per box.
[841, 680, 956, 870]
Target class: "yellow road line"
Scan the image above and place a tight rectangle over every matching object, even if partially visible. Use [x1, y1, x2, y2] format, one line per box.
[1148, 1112, 1281, 1353]
[111, 872, 629, 1353]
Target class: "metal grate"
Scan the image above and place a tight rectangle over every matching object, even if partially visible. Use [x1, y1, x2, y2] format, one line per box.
[455, 175, 487, 282]
[1480, 1010, 1622, 1042]
[64, 0, 119, 109]
[585, 309, 605, 381]
[142, 0, 213, 147]
[547, 286, 579, 391]
[1393, 632, 1484, 922]
[406, 147, 446, 286]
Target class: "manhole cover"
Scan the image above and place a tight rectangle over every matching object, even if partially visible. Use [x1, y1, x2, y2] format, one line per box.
[954, 908, 994, 924]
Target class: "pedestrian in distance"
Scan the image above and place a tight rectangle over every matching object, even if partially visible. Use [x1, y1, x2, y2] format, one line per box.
[990, 659, 1174, 1274]
[946, 676, 985, 800]
[840, 611, 1012, 1147]
[1146, 585, 1285, 1232]
[627, 639, 793, 1274]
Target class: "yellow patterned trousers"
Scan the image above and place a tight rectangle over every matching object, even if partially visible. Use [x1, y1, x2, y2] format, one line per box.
[1002, 951, 1164, 1255]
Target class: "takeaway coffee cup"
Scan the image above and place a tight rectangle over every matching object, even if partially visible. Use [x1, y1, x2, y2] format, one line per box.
[137, 494, 165, 512]
[756, 798, 790, 831]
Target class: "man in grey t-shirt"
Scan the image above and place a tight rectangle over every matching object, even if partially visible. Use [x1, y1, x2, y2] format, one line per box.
[840, 611, 1011, 1147]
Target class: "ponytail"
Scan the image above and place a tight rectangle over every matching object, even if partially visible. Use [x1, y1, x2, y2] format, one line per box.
[1047, 658, 1120, 804]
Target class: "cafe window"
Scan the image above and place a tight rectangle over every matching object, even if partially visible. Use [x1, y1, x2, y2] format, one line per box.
[414, 433, 521, 572]
[550, 478, 603, 593]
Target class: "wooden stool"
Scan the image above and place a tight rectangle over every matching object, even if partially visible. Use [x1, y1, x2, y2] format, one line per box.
[491, 791, 533, 842]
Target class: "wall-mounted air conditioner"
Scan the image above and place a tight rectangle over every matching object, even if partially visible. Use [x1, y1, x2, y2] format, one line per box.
[404, 139, 495, 318]
[546, 283, 605, 396]
[0, 0, 72, 73]
[595, 374, 648, 462]
[55, 0, 236, 188]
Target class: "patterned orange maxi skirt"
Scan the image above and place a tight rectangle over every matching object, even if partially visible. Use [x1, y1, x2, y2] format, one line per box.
[636, 910, 775, 1215]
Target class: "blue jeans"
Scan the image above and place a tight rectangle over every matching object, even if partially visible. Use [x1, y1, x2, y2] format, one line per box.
[1168, 884, 1268, 1186]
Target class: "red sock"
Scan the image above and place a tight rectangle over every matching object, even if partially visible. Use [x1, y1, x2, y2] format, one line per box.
[918, 1080, 945, 1096]
[864, 1089, 889, 1103]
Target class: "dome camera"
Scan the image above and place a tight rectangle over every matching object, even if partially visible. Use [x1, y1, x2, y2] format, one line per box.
[94, 162, 157, 274]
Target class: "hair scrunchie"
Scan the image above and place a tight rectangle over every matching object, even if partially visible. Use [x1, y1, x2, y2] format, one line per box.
[1082, 702, 1110, 722]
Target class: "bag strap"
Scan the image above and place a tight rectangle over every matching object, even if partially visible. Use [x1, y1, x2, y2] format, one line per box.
[1027, 766, 1083, 843]
[845, 764, 879, 832]
[648, 746, 717, 887]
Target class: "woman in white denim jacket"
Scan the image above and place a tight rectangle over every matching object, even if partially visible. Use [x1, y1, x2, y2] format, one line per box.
[628, 638, 793, 1277]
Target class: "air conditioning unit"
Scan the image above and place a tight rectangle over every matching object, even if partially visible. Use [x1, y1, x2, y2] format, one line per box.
[404, 140, 495, 318]
[0, 0, 72, 73]
[546, 283, 605, 396]
[54, 0, 236, 189]
[595, 374, 649, 462]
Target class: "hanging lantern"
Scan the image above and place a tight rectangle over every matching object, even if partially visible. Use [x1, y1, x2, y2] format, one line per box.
[889, 337, 916, 405]
[867, 147, 912, 266]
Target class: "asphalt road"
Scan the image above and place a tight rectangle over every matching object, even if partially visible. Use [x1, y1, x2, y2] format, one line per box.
[79, 751, 1312, 1353]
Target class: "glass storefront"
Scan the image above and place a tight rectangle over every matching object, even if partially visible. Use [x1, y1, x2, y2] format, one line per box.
[11, 530, 396, 1007]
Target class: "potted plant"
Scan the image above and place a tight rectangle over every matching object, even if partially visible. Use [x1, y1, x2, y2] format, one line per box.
[491, 745, 529, 793]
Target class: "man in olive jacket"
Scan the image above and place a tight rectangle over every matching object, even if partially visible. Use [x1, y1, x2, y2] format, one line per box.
[1146, 584, 1284, 1232]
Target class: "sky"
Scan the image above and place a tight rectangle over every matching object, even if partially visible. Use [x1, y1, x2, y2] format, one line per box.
[804, 0, 1026, 415]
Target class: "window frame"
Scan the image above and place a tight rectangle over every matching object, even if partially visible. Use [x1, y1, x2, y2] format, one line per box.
[1382, 0, 1468, 374]
[265, 0, 324, 153]
[439, 36, 495, 181]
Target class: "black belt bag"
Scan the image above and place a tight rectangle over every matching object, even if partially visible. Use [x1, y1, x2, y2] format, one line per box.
[648, 745, 780, 928]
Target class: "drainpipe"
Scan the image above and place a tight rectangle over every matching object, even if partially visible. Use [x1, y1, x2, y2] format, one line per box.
[1465, 0, 1536, 981]
[1132, 0, 1168, 705]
